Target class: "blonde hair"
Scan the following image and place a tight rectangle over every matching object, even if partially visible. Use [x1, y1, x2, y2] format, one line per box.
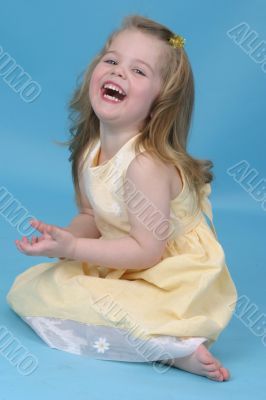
[62, 14, 214, 210]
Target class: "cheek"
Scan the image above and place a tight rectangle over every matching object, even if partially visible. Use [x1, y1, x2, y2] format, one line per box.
[89, 70, 102, 100]
[90, 70, 99, 89]
[133, 82, 150, 96]
[91, 64, 104, 83]
[89, 64, 111, 95]
[147, 81, 161, 107]
[137, 85, 158, 106]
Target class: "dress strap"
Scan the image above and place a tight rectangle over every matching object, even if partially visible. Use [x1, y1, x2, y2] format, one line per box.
[199, 183, 218, 239]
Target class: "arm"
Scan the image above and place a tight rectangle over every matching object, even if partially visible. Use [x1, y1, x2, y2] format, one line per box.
[65, 211, 101, 239]
[64, 181, 101, 239]
[72, 152, 174, 270]
[58, 181, 101, 261]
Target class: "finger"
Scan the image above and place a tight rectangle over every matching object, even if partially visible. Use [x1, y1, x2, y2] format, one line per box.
[43, 225, 55, 239]
[26, 236, 37, 245]
[31, 236, 38, 244]
[15, 239, 28, 254]
[18, 239, 31, 250]
[17, 236, 39, 251]
[16, 238, 41, 256]
[41, 226, 52, 241]
[16, 237, 29, 246]
[21, 236, 29, 243]
[46, 225, 61, 241]
[30, 219, 51, 234]
[15, 239, 22, 249]
[30, 219, 41, 229]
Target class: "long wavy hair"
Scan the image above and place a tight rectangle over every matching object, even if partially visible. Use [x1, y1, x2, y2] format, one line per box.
[60, 15, 214, 210]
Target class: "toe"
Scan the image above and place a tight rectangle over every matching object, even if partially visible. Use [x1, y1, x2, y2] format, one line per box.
[220, 367, 230, 381]
[205, 362, 221, 372]
[214, 359, 221, 368]
[208, 370, 224, 381]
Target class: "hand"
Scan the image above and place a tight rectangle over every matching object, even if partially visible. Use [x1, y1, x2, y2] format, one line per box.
[15, 219, 77, 259]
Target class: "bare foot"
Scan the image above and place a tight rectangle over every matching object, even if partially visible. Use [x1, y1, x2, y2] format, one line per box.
[161, 344, 230, 382]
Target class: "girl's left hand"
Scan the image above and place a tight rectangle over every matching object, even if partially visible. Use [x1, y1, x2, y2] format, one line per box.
[15, 219, 77, 259]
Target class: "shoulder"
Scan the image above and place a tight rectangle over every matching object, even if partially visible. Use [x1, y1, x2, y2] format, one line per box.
[127, 151, 170, 180]
[126, 151, 183, 200]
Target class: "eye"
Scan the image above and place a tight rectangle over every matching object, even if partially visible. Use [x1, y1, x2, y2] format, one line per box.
[104, 59, 117, 65]
[133, 68, 146, 76]
[103, 59, 146, 76]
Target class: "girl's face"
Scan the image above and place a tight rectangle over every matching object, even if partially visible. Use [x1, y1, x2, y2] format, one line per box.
[89, 29, 164, 132]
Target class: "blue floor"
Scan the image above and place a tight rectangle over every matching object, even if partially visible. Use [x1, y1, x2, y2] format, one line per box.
[1, 186, 266, 399]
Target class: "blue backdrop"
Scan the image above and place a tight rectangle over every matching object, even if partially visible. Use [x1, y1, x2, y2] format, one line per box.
[0, 1, 265, 399]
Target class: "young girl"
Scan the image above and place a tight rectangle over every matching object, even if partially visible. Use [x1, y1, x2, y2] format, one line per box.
[7, 15, 237, 381]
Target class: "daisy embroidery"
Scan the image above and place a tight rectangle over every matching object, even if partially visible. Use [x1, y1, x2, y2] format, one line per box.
[92, 337, 110, 353]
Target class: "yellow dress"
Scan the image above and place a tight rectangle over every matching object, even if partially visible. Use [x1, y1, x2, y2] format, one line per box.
[6, 134, 238, 363]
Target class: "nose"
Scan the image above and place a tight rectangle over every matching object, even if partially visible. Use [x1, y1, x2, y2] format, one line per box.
[110, 64, 126, 79]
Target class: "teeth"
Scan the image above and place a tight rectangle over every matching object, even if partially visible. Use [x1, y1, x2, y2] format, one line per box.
[103, 83, 126, 96]
[103, 93, 121, 102]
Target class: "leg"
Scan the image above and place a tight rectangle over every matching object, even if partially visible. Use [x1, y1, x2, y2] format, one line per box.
[160, 343, 230, 382]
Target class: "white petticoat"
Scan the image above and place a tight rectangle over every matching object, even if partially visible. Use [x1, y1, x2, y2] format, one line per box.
[23, 316, 208, 366]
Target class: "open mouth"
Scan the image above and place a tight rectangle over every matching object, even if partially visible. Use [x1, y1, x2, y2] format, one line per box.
[101, 83, 127, 102]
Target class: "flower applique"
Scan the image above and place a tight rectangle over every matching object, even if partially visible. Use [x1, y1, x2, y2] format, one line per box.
[92, 337, 110, 353]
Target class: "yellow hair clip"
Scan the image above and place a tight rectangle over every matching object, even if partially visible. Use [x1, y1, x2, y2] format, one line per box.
[169, 34, 186, 49]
